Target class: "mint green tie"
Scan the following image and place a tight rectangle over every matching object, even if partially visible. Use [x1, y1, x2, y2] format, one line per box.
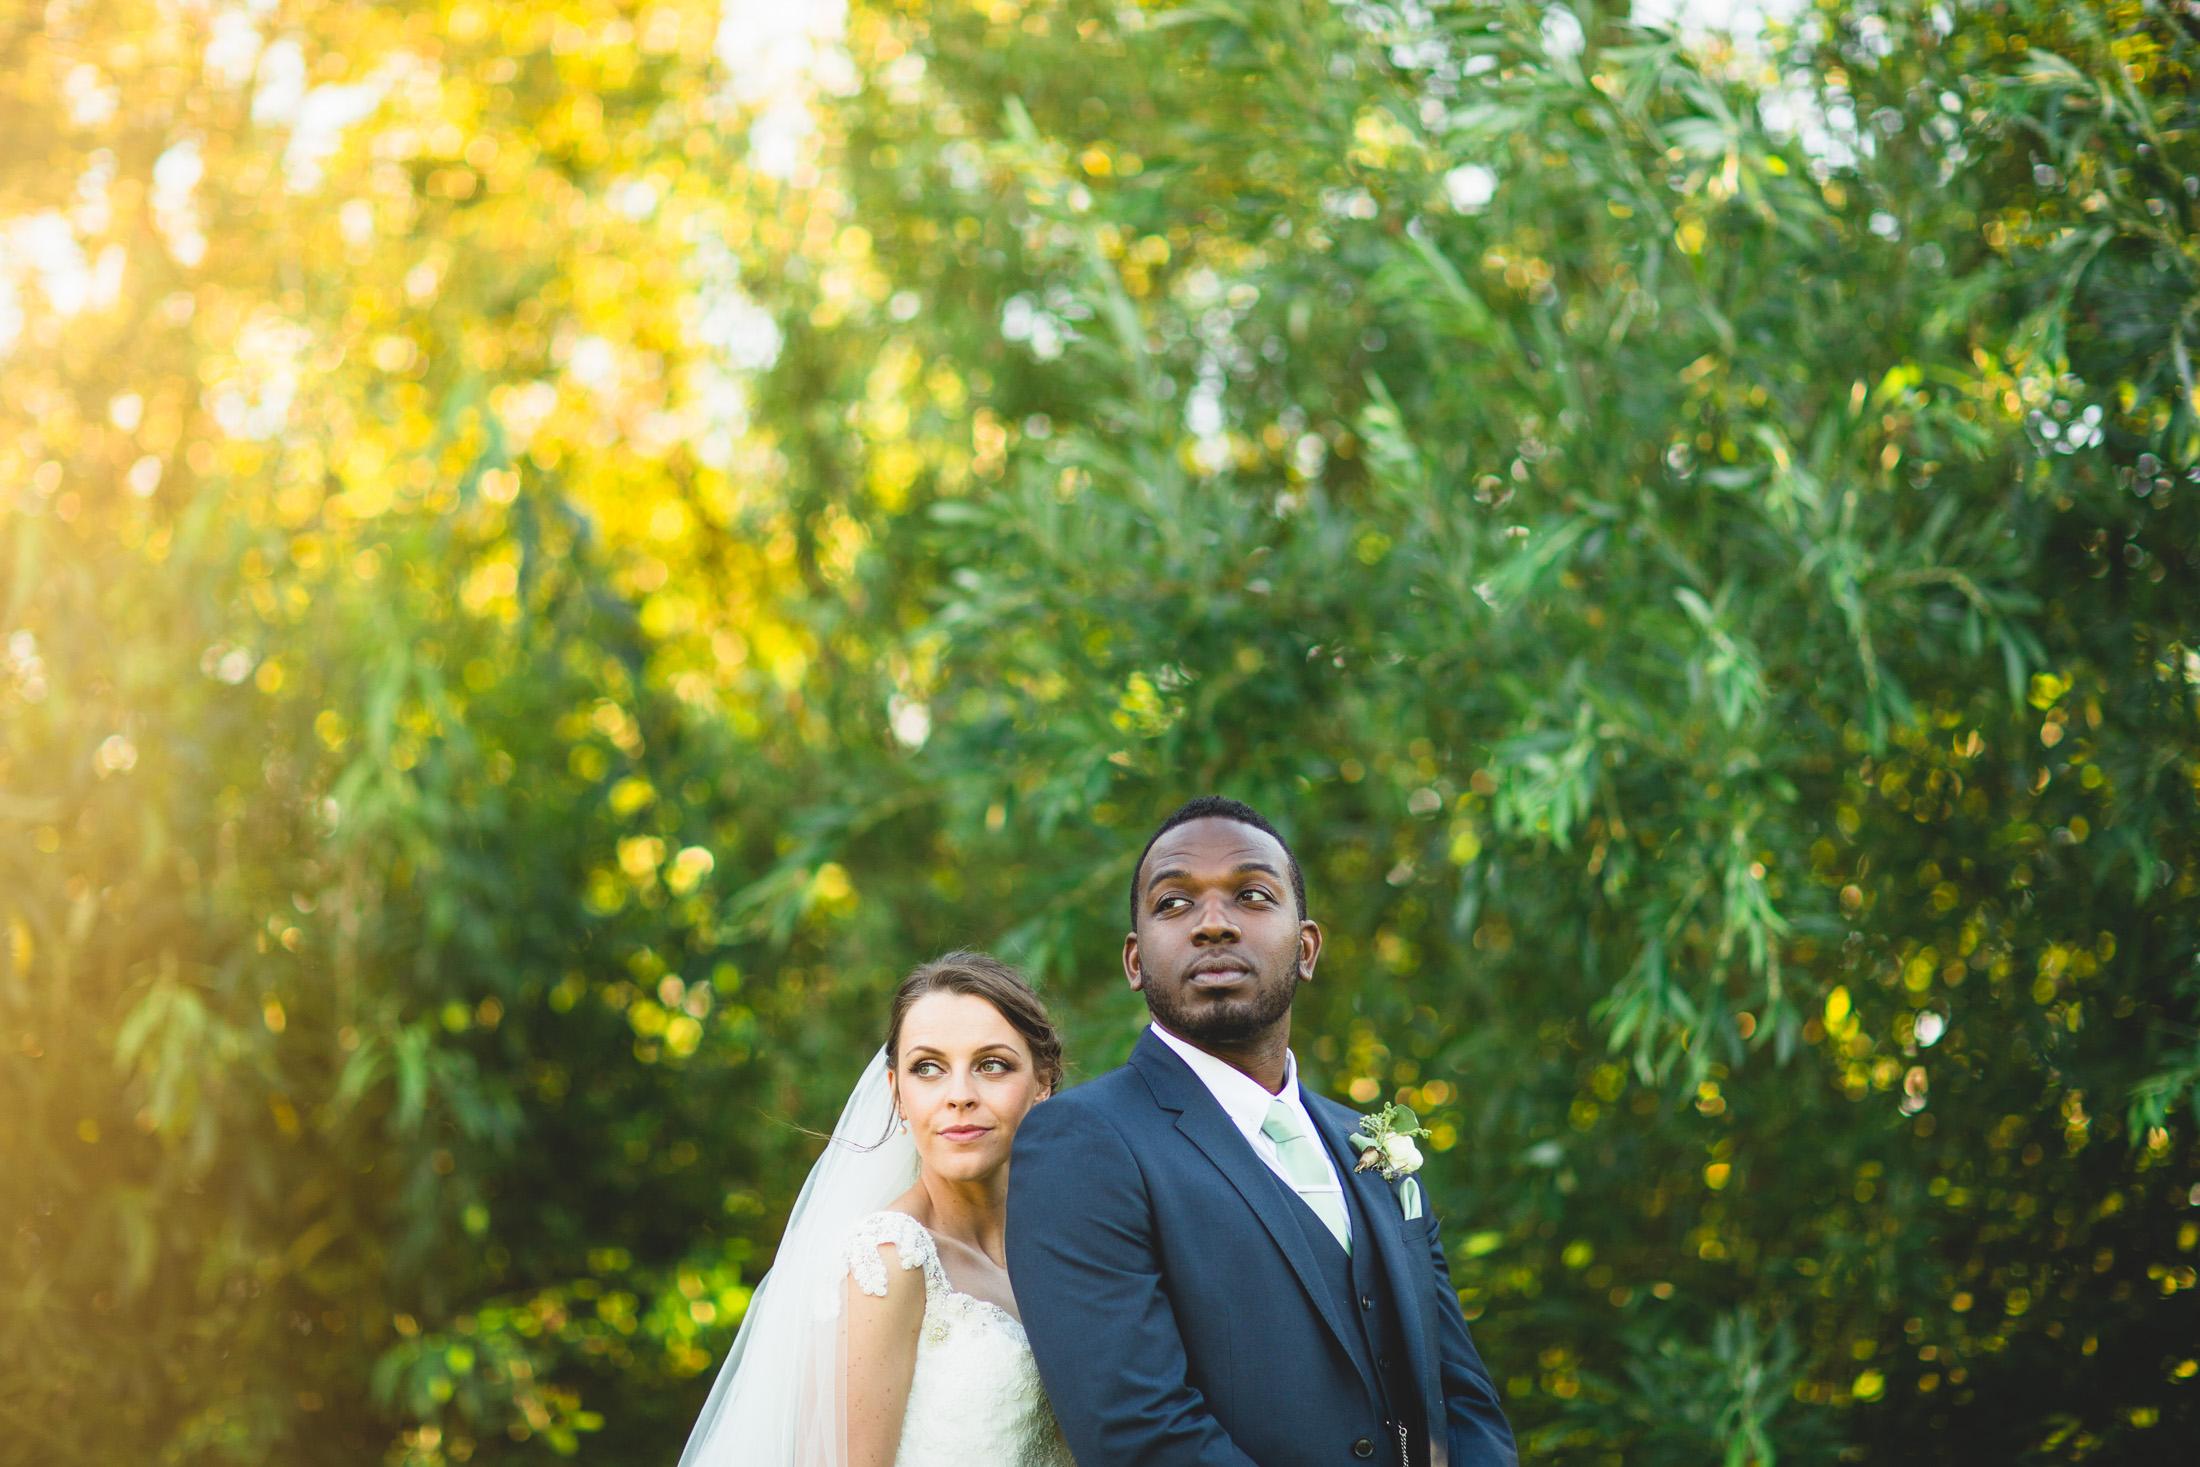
[1262, 1099, 1351, 1253]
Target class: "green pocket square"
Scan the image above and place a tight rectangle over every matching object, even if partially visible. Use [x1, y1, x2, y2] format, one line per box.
[1400, 1177, 1423, 1220]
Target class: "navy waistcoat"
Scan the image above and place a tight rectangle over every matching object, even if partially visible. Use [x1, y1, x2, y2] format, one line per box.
[1275, 1165, 1425, 1467]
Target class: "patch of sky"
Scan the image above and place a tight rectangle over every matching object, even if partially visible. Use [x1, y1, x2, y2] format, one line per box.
[680, 223, 780, 467]
[688, 247, 783, 373]
[247, 36, 386, 193]
[716, 0, 855, 181]
[614, 177, 663, 221]
[1628, 0, 1862, 175]
[1541, 7, 1586, 60]
[63, 63, 119, 127]
[0, 210, 123, 328]
[1000, 293, 1067, 362]
[203, 3, 274, 91]
[1629, 0, 1810, 43]
[0, 273, 19, 360]
[151, 139, 208, 266]
[209, 312, 312, 441]
[1444, 164, 1496, 214]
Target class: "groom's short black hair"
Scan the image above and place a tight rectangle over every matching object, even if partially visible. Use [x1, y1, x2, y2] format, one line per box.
[1130, 795, 1308, 924]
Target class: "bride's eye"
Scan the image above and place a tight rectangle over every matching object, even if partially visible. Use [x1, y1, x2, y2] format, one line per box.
[976, 1056, 1015, 1075]
[910, 1059, 944, 1077]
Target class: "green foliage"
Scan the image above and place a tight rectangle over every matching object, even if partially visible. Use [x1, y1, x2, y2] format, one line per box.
[3, 2, 2196, 1465]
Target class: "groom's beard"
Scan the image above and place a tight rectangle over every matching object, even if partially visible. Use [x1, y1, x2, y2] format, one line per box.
[1142, 955, 1298, 1048]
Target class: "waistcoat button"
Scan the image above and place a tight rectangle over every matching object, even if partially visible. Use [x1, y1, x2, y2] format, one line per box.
[1352, 1438, 1376, 1459]
[1359, 1294, 1373, 1310]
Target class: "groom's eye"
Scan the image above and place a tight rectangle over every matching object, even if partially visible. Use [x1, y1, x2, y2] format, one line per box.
[1241, 888, 1272, 905]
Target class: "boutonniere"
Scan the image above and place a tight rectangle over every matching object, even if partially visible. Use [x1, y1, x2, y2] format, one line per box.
[1350, 1103, 1431, 1220]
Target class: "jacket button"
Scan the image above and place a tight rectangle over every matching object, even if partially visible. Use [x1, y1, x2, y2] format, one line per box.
[1359, 1294, 1374, 1311]
[1352, 1439, 1375, 1459]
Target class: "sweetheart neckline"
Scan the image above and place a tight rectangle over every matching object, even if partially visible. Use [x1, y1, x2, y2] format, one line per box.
[923, 1281, 1031, 1346]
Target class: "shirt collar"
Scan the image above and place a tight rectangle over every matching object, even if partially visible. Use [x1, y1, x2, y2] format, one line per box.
[1148, 1021, 1301, 1140]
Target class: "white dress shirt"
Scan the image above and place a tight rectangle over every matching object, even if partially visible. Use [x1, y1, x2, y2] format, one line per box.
[1149, 1021, 1351, 1245]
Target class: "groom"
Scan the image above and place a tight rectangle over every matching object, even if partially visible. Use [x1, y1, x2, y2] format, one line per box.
[1008, 796, 1515, 1467]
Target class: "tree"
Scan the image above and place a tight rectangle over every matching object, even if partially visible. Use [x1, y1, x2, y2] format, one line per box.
[2, 2, 2193, 1464]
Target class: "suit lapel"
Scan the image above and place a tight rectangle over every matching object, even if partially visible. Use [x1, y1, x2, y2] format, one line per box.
[1310, 1093, 1440, 1428]
[1129, 1035, 1367, 1374]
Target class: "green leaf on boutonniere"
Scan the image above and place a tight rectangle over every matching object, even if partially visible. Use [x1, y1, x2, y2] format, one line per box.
[1352, 1101, 1433, 1178]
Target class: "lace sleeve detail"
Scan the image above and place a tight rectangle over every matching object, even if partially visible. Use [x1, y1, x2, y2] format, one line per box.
[845, 1211, 944, 1299]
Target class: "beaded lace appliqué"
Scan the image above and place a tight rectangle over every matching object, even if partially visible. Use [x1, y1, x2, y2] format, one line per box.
[846, 1212, 1028, 1343]
[846, 1211, 944, 1299]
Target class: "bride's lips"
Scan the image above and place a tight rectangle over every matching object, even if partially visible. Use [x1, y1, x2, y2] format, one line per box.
[938, 1124, 992, 1143]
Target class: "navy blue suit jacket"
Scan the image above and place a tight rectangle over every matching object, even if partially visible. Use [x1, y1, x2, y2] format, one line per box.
[1007, 1030, 1515, 1467]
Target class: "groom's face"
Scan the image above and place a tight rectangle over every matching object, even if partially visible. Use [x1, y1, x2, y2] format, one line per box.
[1125, 817, 1321, 1048]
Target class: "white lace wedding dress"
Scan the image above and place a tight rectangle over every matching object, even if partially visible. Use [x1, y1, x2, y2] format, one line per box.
[845, 1211, 1076, 1467]
[674, 1052, 1073, 1467]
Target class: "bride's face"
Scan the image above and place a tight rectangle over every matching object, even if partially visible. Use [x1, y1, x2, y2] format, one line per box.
[892, 991, 1048, 1185]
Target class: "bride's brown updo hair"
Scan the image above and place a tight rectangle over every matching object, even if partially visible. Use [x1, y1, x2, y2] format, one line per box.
[884, 951, 1064, 1094]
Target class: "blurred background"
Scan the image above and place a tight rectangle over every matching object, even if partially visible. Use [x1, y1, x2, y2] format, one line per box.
[3, 0, 2197, 1462]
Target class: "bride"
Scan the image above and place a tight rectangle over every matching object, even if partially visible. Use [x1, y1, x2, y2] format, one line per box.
[677, 952, 1076, 1467]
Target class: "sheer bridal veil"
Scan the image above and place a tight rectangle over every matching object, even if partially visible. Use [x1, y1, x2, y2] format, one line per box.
[678, 1049, 918, 1467]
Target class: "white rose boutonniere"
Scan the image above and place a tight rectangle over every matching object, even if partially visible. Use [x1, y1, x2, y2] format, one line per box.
[1350, 1102, 1432, 1221]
